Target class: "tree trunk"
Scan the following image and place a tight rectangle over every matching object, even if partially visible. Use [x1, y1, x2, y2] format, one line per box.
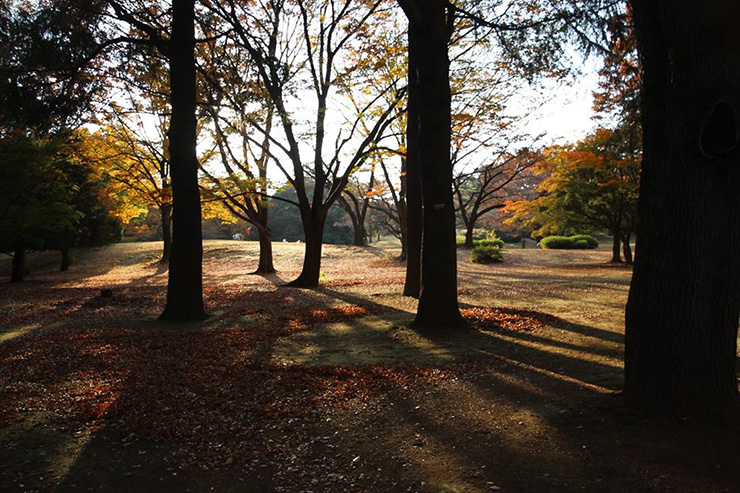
[160, 204, 172, 264]
[403, 22, 422, 298]
[412, 1, 463, 328]
[622, 233, 633, 265]
[464, 226, 474, 249]
[610, 232, 622, 263]
[398, 196, 408, 261]
[288, 209, 326, 287]
[625, 0, 740, 417]
[352, 222, 367, 247]
[160, 0, 206, 321]
[10, 241, 25, 283]
[60, 246, 72, 272]
[397, 158, 409, 261]
[255, 225, 276, 274]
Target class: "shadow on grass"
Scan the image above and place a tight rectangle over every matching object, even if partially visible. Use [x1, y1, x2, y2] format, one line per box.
[1, 281, 738, 493]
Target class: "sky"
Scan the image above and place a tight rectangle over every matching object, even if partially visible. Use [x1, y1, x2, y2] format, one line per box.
[504, 56, 603, 149]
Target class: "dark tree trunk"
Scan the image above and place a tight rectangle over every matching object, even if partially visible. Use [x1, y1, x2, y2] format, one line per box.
[398, 197, 408, 261]
[625, 0, 740, 417]
[464, 226, 474, 249]
[255, 225, 276, 274]
[341, 200, 367, 247]
[610, 233, 622, 263]
[352, 221, 367, 247]
[60, 246, 72, 272]
[288, 209, 327, 287]
[412, 1, 462, 327]
[10, 241, 25, 283]
[403, 22, 422, 298]
[622, 233, 633, 265]
[160, 0, 205, 321]
[160, 204, 172, 264]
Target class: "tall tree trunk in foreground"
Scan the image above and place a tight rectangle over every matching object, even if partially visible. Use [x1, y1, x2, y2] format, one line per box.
[403, 22, 422, 298]
[411, 1, 462, 327]
[625, 0, 740, 417]
[160, 0, 206, 320]
[160, 203, 172, 264]
[10, 241, 26, 283]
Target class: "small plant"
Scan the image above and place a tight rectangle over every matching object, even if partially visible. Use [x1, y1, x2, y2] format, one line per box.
[471, 245, 503, 263]
[456, 235, 467, 247]
[539, 234, 599, 250]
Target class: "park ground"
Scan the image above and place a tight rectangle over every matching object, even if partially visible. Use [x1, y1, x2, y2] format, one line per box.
[1, 240, 739, 492]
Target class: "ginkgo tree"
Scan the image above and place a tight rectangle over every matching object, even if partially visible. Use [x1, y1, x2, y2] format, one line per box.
[90, 100, 173, 263]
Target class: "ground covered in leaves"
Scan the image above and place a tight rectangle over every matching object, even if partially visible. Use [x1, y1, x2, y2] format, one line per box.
[1, 240, 739, 492]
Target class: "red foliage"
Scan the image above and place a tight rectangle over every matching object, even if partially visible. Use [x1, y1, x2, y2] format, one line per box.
[0, 313, 454, 468]
[460, 307, 553, 332]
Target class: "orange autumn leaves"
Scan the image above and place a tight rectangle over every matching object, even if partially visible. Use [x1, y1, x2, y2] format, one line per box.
[505, 128, 640, 238]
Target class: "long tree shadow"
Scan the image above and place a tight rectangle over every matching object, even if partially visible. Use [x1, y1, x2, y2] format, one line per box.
[3, 278, 737, 492]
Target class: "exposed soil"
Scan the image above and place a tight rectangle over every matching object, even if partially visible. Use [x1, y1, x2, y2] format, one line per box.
[0, 240, 738, 492]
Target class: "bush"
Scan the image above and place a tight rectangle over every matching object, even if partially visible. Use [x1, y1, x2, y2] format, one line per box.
[456, 235, 466, 247]
[471, 245, 503, 263]
[474, 238, 504, 248]
[569, 234, 599, 249]
[539, 234, 599, 250]
[539, 236, 574, 249]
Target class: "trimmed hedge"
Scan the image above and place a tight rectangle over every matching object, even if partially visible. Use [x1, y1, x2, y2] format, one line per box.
[539, 235, 599, 250]
[471, 245, 503, 263]
[569, 234, 599, 249]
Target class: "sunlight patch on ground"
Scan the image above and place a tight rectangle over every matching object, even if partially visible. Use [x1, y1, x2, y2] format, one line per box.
[271, 317, 460, 366]
[0, 324, 43, 343]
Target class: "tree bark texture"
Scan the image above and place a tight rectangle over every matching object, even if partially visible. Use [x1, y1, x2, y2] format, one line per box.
[160, 0, 206, 320]
[625, 0, 740, 416]
[402, 22, 422, 298]
[411, 1, 462, 327]
[160, 204, 172, 264]
[10, 241, 26, 283]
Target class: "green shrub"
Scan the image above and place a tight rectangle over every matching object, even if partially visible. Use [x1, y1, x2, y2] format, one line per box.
[471, 245, 503, 263]
[569, 234, 599, 249]
[539, 234, 599, 250]
[456, 235, 466, 247]
[539, 236, 574, 249]
[473, 238, 505, 248]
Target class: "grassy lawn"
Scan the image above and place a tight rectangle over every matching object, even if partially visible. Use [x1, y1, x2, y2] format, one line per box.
[0, 241, 738, 492]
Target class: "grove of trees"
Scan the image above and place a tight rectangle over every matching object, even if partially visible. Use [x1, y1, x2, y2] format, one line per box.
[2, 0, 738, 417]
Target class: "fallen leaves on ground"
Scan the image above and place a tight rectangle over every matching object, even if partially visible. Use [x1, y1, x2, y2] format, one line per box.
[461, 307, 555, 332]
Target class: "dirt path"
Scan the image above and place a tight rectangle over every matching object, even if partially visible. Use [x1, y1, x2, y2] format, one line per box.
[0, 241, 738, 492]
